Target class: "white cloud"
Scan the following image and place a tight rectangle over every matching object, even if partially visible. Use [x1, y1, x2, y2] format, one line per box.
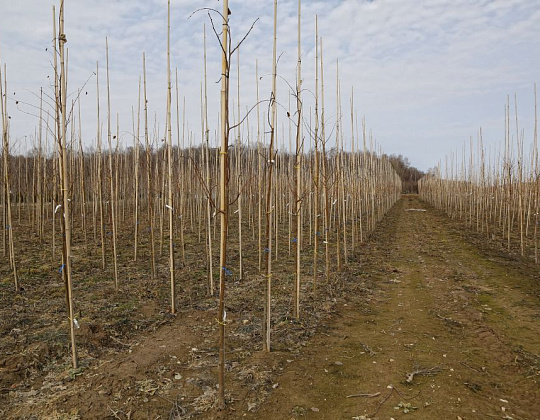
[0, 0, 539, 170]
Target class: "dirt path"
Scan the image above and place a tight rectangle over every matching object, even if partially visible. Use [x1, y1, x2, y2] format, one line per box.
[248, 194, 540, 420]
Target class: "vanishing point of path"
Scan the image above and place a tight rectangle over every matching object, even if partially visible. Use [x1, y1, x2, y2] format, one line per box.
[250, 194, 540, 420]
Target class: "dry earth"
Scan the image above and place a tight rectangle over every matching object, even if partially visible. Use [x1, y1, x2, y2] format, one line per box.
[1, 194, 540, 419]
[247, 194, 540, 420]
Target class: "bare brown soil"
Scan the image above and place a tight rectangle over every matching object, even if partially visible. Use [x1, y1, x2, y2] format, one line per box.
[1, 194, 540, 419]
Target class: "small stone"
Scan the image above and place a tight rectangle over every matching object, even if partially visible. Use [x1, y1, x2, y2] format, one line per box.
[334, 361, 343, 366]
[310, 407, 319, 412]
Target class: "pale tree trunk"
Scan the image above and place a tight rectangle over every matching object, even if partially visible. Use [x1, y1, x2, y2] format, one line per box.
[293, 0, 302, 319]
[218, 0, 230, 409]
[0, 61, 18, 291]
[55, 1, 77, 369]
[264, 0, 278, 353]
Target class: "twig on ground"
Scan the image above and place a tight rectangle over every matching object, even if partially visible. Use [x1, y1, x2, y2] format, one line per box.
[361, 342, 377, 357]
[367, 385, 421, 418]
[405, 365, 441, 383]
[107, 406, 123, 420]
[110, 335, 131, 347]
[436, 314, 464, 327]
[346, 392, 380, 399]
[459, 361, 485, 373]
[169, 397, 188, 419]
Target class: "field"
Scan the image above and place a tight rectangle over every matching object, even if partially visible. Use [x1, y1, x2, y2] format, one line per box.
[2, 1, 540, 419]
[1, 194, 539, 419]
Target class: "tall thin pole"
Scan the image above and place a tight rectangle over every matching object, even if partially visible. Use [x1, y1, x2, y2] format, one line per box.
[293, 0, 302, 319]
[203, 24, 214, 295]
[0, 60, 18, 291]
[236, 49, 243, 281]
[166, 0, 176, 314]
[534, 84, 538, 264]
[312, 15, 320, 287]
[218, 0, 230, 409]
[320, 36, 330, 281]
[96, 62, 106, 269]
[57, 1, 77, 369]
[264, 0, 278, 353]
[77, 90, 88, 249]
[134, 78, 141, 261]
[106, 38, 119, 289]
[143, 52, 156, 280]
[256, 60, 262, 272]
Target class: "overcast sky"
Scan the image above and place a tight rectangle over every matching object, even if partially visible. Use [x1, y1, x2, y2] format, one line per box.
[1, 0, 539, 171]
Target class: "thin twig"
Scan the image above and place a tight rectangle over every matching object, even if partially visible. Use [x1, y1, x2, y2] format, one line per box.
[367, 385, 420, 418]
[405, 365, 442, 383]
[346, 391, 380, 399]
[109, 335, 130, 347]
[368, 387, 394, 418]
[107, 406, 123, 420]
[459, 361, 484, 373]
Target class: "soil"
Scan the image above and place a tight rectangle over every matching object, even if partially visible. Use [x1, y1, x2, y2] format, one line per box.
[1, 194, 540, 419]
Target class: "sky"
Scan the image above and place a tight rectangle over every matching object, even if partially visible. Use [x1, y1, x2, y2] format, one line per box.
[0, 0, 539, 172]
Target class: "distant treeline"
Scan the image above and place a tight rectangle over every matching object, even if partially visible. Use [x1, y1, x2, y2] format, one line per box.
[384, 154, 425, 194]
[386, 155, 425, 194]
